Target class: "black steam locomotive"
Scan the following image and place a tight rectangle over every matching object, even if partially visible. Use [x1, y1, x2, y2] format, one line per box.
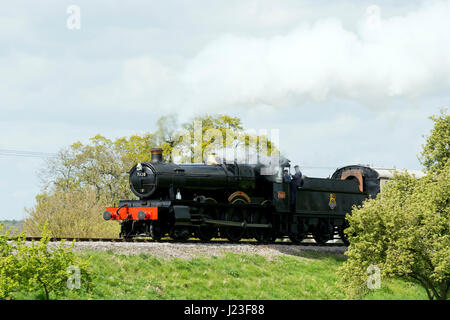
[104, 148, 388, 245]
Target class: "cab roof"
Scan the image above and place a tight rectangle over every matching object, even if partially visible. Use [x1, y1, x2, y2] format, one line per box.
[334, 164, 425, 179]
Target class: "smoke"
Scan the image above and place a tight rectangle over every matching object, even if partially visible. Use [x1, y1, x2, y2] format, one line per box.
[174, 1, 450, 111]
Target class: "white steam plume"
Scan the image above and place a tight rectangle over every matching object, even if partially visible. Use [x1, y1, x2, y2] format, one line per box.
[173, 2, 450, 110]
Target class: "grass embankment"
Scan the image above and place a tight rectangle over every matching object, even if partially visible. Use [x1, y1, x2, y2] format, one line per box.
[17, 250, 427, 300]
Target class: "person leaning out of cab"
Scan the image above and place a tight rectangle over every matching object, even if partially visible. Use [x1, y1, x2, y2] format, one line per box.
[290, 165, 303, 206]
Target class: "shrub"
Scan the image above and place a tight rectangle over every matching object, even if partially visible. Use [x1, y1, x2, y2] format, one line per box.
[0, 224, 94, 300]
[338, 110, 450, 300]
[24, 189, 120, 238]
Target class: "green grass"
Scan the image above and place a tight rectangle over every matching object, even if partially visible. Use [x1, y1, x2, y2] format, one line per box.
[16, 250, 427, 300]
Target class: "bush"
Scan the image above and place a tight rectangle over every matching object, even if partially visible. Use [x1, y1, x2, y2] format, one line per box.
[0, 224, 94, 300]
[337, 111, 450, 300]
[0, 226, 21, 299]
[24, 189, 120, 238]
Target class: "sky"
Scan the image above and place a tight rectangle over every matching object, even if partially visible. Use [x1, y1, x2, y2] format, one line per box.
[0, 0, 449, 220]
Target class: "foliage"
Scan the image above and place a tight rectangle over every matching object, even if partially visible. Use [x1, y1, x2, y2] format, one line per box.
[338, 111, 450, 299]
[15, 250, 427, 300]
[0, 225, 21, 299]
[40, 135, 134, 204]
[419, 108, 450, 174]
[24, 189, 120, 238]
[0, 224, 93, 300]
[180, 114, 278, 163]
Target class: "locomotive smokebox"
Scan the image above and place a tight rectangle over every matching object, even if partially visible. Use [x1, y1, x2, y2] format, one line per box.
[151, 148, 163, 163]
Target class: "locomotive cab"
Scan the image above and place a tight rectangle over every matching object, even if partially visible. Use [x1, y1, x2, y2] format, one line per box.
[331, 165, 425, 198]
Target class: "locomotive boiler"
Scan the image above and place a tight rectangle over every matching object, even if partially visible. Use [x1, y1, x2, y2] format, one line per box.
[104, 148, 393, 245]
[128, 149, 259, 202]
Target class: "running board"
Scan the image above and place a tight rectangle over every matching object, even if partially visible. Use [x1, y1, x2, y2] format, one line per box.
[203, 219, 271, 228]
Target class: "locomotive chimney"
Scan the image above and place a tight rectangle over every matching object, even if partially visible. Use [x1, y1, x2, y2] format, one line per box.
[151, 148, 163, 163]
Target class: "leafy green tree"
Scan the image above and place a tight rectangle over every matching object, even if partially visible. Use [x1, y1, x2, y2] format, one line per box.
[0, 225, 21, 299]
[18, 228, 93, 300]
[419, 108, 450, 174]
[40, 135, 129, 203]
[0, 224, 93, 300]
[24, 189, 120, 238]
[115, 133, 156, 169]
[180, 114, 278, 163]
[338, 110, 450, 300]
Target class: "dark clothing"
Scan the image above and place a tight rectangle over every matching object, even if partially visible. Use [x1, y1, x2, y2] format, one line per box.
[283, 173, 292, 183]
[290, 183, 296, 205]
[290, 170, 303, 206]
[292, 171, 303, 188]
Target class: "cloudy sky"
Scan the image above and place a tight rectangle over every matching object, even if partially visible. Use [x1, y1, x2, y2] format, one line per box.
[1, 0, 449, 220]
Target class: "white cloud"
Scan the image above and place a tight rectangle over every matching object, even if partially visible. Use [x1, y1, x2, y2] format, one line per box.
[73, 1, 449, 114]
[3, 1, 448, 115]
[175, 1, 450, 111]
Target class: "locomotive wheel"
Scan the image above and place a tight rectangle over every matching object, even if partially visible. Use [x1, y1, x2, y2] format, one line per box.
[150, 223, 163, 241]
[252, 201, 273, 243]
[289, 233, 306, 244]
[313, 219, 332, 245]
[195, 198, 218, 242]
[169, 227, 191, 242]
[252, 213, 273, 243]
[222, 201, 246, 242]
[312, 224, 329, 245]
[196, 226, 218, 242]
[312, 232, 329, 245]
[289, 217, 307, 244]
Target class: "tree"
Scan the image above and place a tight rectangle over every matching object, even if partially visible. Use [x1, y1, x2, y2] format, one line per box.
[419, 108, 450, 174]
[0, 226, 20, 299]
[0, 224, 93, 300]
[115, 133, 156, 168]
[18, 228, 93, 300]
[338, 110, 450, 300]
[179, 114, 278, 163]
[24, 189, 120, 238]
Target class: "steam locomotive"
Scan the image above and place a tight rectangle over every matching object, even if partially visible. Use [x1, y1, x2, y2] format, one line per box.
[103, 148, 392, 245]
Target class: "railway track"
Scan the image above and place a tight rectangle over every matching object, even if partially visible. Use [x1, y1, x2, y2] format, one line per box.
[12, 236, 347, 247]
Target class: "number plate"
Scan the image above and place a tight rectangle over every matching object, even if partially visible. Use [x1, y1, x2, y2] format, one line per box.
[277, 191, 286, 199]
